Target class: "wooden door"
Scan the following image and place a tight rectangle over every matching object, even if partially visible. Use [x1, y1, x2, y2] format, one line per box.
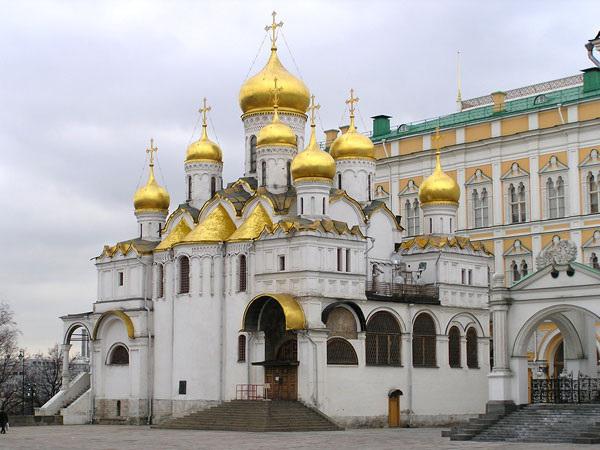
[388, 396, 400, 427]
[265, 366, 298, 400]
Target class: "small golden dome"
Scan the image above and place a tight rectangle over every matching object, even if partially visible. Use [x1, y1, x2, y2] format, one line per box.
[291, 123, 336, 182]
[257, 108, 297, 148]
[239, 48, 310, 116]
[418, 153, 460, 205]
[133, 164, 170, 213]
[330, 122, 375, 160]
[185, 125, 222, 163]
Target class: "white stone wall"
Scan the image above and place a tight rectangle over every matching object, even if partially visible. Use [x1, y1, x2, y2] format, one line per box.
[184, 161, 223, 210]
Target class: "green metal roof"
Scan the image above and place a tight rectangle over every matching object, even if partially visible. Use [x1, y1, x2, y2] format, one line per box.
[371, 84, 600, 143]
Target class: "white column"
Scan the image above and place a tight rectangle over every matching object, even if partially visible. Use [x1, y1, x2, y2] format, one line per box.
[457, 167, 466, 230]
[61, 343, 72, 389]
[568, 145, 581, 216]
[492, 160, 502, 226]
[460, 336, 468, 368]
[529, 155, 540, 221]
[438, 335, 449, 368]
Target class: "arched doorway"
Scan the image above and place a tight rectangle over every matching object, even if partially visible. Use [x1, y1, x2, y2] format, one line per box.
[242, 294, 306, 401]
[388, 389, 403, 427]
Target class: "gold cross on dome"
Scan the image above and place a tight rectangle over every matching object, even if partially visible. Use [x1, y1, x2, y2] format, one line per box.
[307, 95, 320, 126]
[345, 88, 359, 117]
[146, 138, 158, 166]
[270, 77, 283, 108]
[199, 97, 211, 127]
[432, 127, 442, 155]
[265, 11, 283, 49]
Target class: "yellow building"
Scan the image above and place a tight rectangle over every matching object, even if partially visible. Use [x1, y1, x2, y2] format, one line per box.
[363, 63, 600, 285]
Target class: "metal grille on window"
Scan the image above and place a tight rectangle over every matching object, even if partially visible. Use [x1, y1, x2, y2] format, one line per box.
[179, 256, 190, 294]
[276, 339, 297, 361]
[448, 326, 461, 368]
[412, 313, 436, 367]
[238, 335, 246, 362]
[239, 255, 247, 292]
[109, 345, 129, 365]
[466, 328, 478, 368]
[366, 311, 401, 366]
[327, 338, 358, 365]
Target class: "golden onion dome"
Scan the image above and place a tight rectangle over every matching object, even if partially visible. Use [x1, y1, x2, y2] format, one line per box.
[257, 107, 297, 148]
[185, 124, 222, 163]
[418, 152, 460, 205]
[291, 123, 336, 182]
[133, 163, 170, 213]
[239, 48, 310, 116]
[329, 118, 374, 160]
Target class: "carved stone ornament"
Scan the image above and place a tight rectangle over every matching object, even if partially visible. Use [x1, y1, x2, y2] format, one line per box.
[536, 240, 578, 269]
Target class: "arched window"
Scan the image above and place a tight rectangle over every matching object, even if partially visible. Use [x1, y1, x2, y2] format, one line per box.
[337, 248, 343, 271]
[322, 197, 326, 215]
[179, 256, 190, 294]
[366, 311, 401, 366]
[261, 161, 267, 186]
[338, 173, 342, 189]
[157, 264, 164, 298]
[466, 328, 478, 368]
[509, 183, 527, 223]
[589, 172, 599, 214]
[238, 335, 246, 362]
[520, 260, 528, 278]
[286, 161, 291, 186]
[473, 188, 489, 227]
[327, 338, 358, 365]
[592, 252, 599, 270]
[250, 135, 257, 172]
[187, 175, 192, 201]
[210, 177, 216, 197]
[413, 313, 436, 367]
[511, 260, 520, 283]
[346, 248, 351, 272]
[108, 344, 129, 365]
[276, 339, 297, 361]
[300, 197, 304, 214]
[448, 326, 461, 368]
[405, 199, 420, 236]
[238, 255, 247, 292]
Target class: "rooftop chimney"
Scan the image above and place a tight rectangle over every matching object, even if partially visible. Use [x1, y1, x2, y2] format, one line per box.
[371, 115, 392, 137]
[491, 91, 506, 113]
[324, 129, 339, 147]
[339, 125, 350, 134]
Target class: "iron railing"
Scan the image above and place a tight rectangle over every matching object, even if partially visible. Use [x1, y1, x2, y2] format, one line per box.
[235, 384, 268, 400]
[365, 281, 439, 304]
[531, 373, 600, 404]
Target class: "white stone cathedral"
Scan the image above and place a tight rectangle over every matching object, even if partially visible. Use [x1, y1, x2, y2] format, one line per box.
[41, 14, 494, 427]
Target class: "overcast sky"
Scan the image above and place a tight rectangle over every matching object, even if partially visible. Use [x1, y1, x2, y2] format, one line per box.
[1, 0, 598, 353]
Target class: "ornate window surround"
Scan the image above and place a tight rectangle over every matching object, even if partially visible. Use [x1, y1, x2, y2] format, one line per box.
[503, 239, 532, 284]
[501, 162, 530, 225]
[398, 180, 421, 237]
[580, 149, 600, 214]
[539, 155, 569, 220]
[465, 169, 493, 229]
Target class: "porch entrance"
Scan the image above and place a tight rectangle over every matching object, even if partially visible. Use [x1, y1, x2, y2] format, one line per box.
[265, 365, 298, 401]
[531, 373, 600, 404]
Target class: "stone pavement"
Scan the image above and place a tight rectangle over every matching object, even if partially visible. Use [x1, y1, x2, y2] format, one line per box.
[1, 425, 600, 450]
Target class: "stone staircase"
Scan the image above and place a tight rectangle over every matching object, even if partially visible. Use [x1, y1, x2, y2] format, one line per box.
[154, 400, 342, 432]
[448, 404, 600, 444]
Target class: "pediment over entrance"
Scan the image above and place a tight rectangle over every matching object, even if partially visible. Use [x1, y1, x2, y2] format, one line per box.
[510, 262, 600, 293]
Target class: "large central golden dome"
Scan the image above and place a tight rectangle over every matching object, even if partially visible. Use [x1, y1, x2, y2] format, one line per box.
[239, 48, 310, 116]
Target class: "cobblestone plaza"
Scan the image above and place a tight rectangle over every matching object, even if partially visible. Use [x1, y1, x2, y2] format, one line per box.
[2, 426, 600, 450]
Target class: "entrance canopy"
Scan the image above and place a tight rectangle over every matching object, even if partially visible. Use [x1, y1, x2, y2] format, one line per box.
[242, 293, 306, 331]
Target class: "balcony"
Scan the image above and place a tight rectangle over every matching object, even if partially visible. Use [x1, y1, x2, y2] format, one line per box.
[365, 280, 440, 304]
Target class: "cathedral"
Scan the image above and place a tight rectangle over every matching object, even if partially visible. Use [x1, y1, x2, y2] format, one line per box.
[39, 13, 493, 428]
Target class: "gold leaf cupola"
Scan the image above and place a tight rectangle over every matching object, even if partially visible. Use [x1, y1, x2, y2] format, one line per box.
[185, 98, 223, 163]
[133, 139, 170, 213]
[330, 89, 375, 160]
[239, 12, 310, 116]
[291, 96, 336, 182]
[256, 78, 297, 148]
[418, 128, 460, 205]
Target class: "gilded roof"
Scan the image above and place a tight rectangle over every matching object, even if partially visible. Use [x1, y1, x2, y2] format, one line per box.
[155, 219, 193, 251]
[228, 203, 273, 242]
[98, 238, 158, 259]
[400, 235, 492, 255]
[255, 186, 296, 215]
[181, 204, 236, 243]
[273, 218, 364, 238]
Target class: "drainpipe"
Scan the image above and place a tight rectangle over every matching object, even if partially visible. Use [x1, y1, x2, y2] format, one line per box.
[365, 236, 376, 283]
[136, 255, 154, 425]
[407, 303, 414, 426]
[557, 103, 565, 125]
